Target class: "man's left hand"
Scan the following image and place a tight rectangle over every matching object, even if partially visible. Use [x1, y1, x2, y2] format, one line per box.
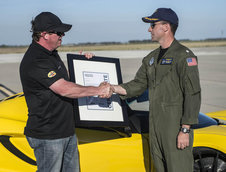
[79, 50, 94, 59]
[177, 132, 189, 150]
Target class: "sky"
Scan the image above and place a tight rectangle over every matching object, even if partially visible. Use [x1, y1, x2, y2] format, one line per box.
[1, 0, 226, 46]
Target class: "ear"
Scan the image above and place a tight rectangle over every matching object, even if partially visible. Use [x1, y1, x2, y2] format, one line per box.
[163, 23, 169, 32]
[41, 32, 49, 40]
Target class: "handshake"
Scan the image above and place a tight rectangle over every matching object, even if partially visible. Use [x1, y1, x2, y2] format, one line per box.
[98, 82, 115, 98]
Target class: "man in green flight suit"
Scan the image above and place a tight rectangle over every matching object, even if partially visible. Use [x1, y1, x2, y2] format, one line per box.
[110, 8, 201, 171]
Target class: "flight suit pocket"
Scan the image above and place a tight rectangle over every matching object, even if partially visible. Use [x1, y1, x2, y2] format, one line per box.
[160, 103, 182, 149]
[186, 70, 201, 94]
[155, 64, 173, 87]
[162, 102, 182, 121]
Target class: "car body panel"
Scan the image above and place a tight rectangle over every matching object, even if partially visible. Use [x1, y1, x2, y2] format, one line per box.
[0, 93, 27, 122]
[0, 132, 150, 172]
[0, 93, 151, 172]
[194, 125, 226, 154]
[77, 129, 150, 172]
[0, 136, 36, 172]
[0, 92, 225, 171]
[206, 110, 226, 121]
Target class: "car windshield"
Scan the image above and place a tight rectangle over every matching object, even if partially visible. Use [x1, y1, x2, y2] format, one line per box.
[126, 89, 149, 111]
[191, 113, 218, 129]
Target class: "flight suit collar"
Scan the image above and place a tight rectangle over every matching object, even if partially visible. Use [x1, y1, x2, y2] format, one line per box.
[152, 39, 178, 66]
[158, 39, 178, 59]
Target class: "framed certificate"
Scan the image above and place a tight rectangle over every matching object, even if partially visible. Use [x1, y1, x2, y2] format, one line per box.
[67, 54, 128, 127]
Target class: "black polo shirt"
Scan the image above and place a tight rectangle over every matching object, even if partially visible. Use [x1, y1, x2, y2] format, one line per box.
[20, 41, 75, 139]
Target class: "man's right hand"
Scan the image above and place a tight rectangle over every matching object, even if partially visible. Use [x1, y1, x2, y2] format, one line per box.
[110, 85, 127, 96]
[98, 82, 113, 98]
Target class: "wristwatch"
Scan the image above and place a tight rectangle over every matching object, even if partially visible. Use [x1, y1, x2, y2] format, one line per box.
[180, 127, 190, 134]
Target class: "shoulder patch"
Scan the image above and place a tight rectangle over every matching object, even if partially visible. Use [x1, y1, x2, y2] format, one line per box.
[48, 71, 56, 78]
[186, 58, 197, 66]
[149, 57, 155, 66]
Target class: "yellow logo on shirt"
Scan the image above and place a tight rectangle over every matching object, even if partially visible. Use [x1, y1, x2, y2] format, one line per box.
[48, 71, 56, 78]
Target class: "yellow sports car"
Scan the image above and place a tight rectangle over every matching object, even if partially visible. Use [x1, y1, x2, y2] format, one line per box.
[0, 85, 226, 172]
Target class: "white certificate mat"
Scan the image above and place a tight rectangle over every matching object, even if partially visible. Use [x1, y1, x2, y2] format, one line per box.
[67, 54, 128, 127]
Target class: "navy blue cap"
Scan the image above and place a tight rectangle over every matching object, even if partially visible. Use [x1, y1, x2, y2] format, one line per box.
[142, 8, 179, 25]
[33, 12, 72, 32]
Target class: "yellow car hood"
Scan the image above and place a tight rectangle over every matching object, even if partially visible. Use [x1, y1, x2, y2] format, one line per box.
[195, 125, 226, 136]
[206, 110, 226, 121]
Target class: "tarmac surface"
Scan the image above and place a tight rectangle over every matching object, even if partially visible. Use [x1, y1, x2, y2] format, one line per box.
[0, 46, 226, 113]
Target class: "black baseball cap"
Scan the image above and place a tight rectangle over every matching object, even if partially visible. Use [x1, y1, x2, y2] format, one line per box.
[142, 8, 179, 25]
[32, 12, 72, 32]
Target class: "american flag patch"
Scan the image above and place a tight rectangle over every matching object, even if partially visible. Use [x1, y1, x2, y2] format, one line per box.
[186, 58, 197, 66]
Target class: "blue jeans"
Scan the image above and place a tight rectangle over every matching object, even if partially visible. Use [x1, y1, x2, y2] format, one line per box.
[26, 134, 80, 172]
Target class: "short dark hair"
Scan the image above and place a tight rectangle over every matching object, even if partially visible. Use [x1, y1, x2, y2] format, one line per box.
[161, 21, 178, 35]
[169, 23, 178, 35]
[30, 19, 42, 41]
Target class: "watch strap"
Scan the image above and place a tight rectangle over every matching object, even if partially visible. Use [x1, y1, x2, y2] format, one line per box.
[180, 127, 190, 133]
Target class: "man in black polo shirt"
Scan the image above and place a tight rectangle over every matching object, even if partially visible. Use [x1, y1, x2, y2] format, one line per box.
[20, 12, 110, 172]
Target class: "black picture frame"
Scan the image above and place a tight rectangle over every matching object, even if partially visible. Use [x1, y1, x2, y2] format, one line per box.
[67, 54, 128, 127]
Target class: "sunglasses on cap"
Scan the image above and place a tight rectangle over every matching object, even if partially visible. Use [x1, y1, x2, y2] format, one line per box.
[48, 31, 65, 37]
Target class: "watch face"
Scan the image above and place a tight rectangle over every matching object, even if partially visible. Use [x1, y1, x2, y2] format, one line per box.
[181, 128, 190, 133]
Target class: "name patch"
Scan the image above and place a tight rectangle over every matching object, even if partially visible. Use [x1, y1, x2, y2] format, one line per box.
[161, 58, 173, 65]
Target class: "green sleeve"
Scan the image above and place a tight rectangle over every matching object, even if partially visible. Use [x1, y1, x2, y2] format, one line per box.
[120, 58, 148, 100]
[179, 56, 201, 125]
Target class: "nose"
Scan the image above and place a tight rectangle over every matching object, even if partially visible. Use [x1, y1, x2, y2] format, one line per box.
[148, 26, 152, 32]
